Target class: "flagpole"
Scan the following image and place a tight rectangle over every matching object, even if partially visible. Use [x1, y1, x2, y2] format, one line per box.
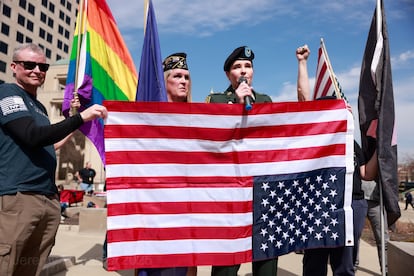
[144, 0, 149, 34]
[72, 0, 86, 114]
[376, 0, 386, 275]
[320, 38, 341, 99]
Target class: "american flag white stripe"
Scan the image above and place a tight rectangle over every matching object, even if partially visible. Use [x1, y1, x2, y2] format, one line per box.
[104, 100, 353, 270]
[110, 237, 252, 256]
[107, 213, 253, 230]
[107, 187, 252, 204]
[106, 157, 348, 178]
[105, 133, 347, 154]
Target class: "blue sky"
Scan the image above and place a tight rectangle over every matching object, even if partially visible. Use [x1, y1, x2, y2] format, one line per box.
[106, 0, 414, 162]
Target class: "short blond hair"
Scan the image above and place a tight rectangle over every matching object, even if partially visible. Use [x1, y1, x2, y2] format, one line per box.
[13, 43, 45, 61]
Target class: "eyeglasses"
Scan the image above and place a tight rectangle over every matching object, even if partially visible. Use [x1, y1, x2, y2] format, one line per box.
[13, 61, 50, 72]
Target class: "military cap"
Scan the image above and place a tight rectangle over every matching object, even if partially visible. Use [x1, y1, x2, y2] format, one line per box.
[223, 46, 254, 71]
[163, 52, 188, 71]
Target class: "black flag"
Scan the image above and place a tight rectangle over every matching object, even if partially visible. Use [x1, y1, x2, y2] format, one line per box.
[358, 0, 400, 226]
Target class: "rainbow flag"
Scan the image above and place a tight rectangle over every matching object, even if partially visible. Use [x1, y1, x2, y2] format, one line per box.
[63, 0, 138, 164]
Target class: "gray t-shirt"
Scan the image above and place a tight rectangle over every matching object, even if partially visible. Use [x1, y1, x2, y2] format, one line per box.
[361, 180, 380, 202]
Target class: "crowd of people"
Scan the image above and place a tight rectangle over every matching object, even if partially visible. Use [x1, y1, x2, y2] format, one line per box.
[0, 42, 393, 276]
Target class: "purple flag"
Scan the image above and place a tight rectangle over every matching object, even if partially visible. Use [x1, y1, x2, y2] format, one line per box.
[135, 0, 167, 102]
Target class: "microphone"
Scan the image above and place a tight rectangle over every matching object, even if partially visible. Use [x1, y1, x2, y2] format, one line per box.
[238, 76, 252, 111]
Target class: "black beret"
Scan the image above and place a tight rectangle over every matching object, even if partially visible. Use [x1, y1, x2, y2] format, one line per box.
[223, 46, 254, 71]
[163, 52, 188, 71]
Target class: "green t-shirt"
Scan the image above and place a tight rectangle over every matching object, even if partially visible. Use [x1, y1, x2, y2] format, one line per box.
[0, 83, 57, 195]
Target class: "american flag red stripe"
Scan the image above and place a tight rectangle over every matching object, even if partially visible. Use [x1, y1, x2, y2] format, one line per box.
[106, 144, 345, 165]
[313, 46, 335, 100]
[108, 201, 252, 216]
[104, 100, 353, 270]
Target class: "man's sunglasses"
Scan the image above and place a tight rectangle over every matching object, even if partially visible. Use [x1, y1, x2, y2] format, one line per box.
[13, 61, 50, 72]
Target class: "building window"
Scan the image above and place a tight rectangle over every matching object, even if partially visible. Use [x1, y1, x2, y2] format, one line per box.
[64, 30, 69, 39]
[40, 12, 47, 23]
[16, 32, 24, 43]
[57, 39, 63, 49]
[58, 25, 64, 35]
[45, 48, 51, 59]
[1, 23, 10, 36]
[66, 2, 72, 11]
[0, 61, 7, 73]
[56, 54, 62, 61]
[39, 44, 44, 50]
[27, 20, 34, 32]
[49, 3, 55, 13]
[19, 0, 27, 9]
[28, 3, 35, 15]
[48, 18, 54, 28]
[0, 42, 8, 55]
[59, 11, 65, 20]
[2, 4, 11, 18]
[18, 14, 25, 27]
[47, 33, 53, 43]
[42, 0, 48, 8]
[39, 28, 46, 39]
[25, 37, 32, 43]
[63, 44, 69, 53]
[65, 15, 71, 26]
[61, 0, 66, 6]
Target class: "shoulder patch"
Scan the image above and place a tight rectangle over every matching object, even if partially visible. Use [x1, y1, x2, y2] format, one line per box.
[0, 96, 28, 116]
[205, 95, 212, 103]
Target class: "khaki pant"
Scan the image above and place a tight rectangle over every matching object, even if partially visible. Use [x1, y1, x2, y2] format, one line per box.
[0, 192, 60, 276]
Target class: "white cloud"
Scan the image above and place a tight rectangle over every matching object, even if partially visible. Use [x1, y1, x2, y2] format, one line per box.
[392, 50, 414, 69]
[107, 0, 283, 33]
[271, 81, 297, 102]
[106, 0, 377, 36]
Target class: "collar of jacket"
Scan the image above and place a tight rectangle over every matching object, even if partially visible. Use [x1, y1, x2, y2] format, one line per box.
[224, 85, 256, 104]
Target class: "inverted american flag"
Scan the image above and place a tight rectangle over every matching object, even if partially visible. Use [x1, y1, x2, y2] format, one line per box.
[104, 99, 354, 271]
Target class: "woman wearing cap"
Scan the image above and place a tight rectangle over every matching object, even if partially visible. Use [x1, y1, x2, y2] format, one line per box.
[206, 46, 271, 106]
[136, 53, 195, 276]
[164, 53, 195, 275]
[206, 46, 276, 276]
[163, 52, 192, 103]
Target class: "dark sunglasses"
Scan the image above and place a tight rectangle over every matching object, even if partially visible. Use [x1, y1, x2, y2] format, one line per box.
[13, 60, 50, 72]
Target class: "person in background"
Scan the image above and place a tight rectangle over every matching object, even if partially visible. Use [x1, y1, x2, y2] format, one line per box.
[360, 180, 389, 274]
[0, 43, 107, 276]
[78, 161, 96, 196]
[135, 52, 195, 276]
[57, 184, 69, 221]
[295, 44, 377, 276]
[205, 46, 275, 276]
[404, 191, 414, 210]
